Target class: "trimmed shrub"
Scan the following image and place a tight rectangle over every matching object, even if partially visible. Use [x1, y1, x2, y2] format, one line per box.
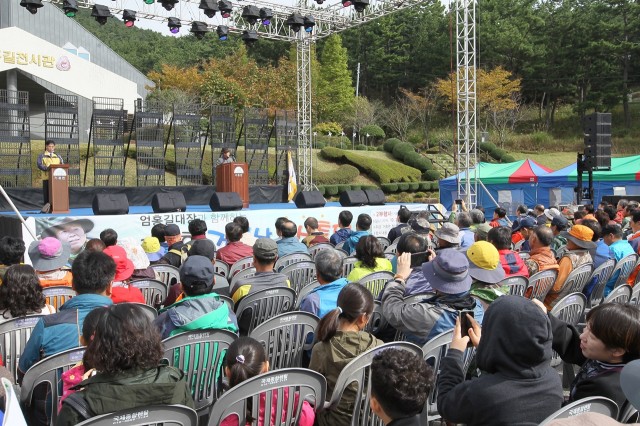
[398, 183, 410, 191]
[316, 135, 350, 148]
[316, 142, 326, 150]
[355, 144, 368, 150]
[502, 155, 517, 163]
[314, 164, 360, 185]
[409, 182, 420, 191]
[361, 124, 386, 139]
[431, 181, 439, 190]
[383, 138, 402, 153]
[419, 182, 432, 191]
[351, 185, 362, 190]
[367, 146, 378, 151]
[381, 183, 399, 193]
[392, 142, 416, 160]
[317, 186, 327, 196]
[325, 185, 339, 196]
[404, 153, 433, 172]
[320, 147, 421, 184]
[377, 145, 386, 151]
[422, 170, 441, 181]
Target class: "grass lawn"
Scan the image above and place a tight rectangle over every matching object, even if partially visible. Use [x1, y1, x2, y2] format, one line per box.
[508, 152, 577, 171]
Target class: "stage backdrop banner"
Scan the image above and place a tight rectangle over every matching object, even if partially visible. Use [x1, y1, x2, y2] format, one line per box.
[23, 203, 442, 264]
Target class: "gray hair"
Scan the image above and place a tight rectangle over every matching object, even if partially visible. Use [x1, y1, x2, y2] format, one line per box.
[456, 211, 473, 228]
[315, 249, 343, 283]
[469, 209, 485, 225]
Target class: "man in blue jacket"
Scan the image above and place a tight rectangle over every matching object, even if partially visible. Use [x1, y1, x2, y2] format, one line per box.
[342, 213, 372, 255]
[300, 249, 348, 318]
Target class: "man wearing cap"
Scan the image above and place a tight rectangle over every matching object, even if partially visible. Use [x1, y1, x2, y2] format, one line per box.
[29, 237, 73, 288]
[154, 255, 238, 339]
[544, 207, 561, 225]
[381, 249, 484, 346]
[489, 208, 509, 228]
[341, 214, 372, 255]
[524, 226, 559, 276]
[511, 216, 536, 251]
[435, 223, 461, 250]
[141, 236, 164, 265]
[103, 245, 145, 304]
[160, 224, 186, 268]
[488, 227, 529, 278]
[41, 217, 94, 261]
[215, 147, 235, 167]
[544, 224, 595, 309]
[474, 223, 492, 242]
[216, 222, 254, 266]
[601, 224, 635, 296]
[467, 241, 507, 308]
[550, 215, 569, 253]
[387, 206, 412, 243]
[299, 249, 348, 318]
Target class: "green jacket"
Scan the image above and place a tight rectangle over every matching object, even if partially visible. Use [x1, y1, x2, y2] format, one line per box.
[57, 365, 194, 426]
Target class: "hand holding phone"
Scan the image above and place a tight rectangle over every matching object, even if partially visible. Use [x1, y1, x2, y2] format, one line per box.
[459, 309, 474, 343]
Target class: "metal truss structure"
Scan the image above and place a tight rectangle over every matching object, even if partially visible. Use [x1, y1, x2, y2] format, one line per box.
[0, 90, 32, 188]
[45, 94, 81, 186]
[47, 0, 478, 192]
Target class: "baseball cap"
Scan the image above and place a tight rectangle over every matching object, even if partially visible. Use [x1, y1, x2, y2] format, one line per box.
[435, 223, 461, 245]
[544, 208, 561, 220]
[473, 223, 492, 241]
[565, 224, 596, 249]
[165, 224, 181, 237]
[253, 238, 277, 260]
[421, 249, 472, 294]
[188, 239, 216, 260]
[28, 237, 71, 271]
[551, 215, 568, 228]
[513, 216, 536, 232]
[466, 241, 506, 284]
[180, 255, 215, 290]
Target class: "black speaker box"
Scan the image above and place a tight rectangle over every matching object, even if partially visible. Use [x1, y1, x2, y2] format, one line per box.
[92, 194, 129, 215]
[294, 191, 326, 208]
[152, 192, 187, 213]
[365, 189, 386, 205]
[339, 190, 368, 207]
[210, 192, 243, 211]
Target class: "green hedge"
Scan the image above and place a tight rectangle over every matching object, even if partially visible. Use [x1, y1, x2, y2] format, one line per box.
[355, 144, 368, 150]
[422, 170, 441, 181]
[398, 183, 410, 191]
[392, 142, 416, 160]
[384, 138, 402, 153]
[479, 141, 517, 163]
[325, 185, 339, 196]
[320, 147, 421, 184]
[314, 164, 360, 185]
[409, 182, 420, 191]
[381, 183, 399, 193]
[378, 181, 438, 194]
[361, 124, 386, 139]
[313, 122, 343, 135]
[404, 153, 434, 172]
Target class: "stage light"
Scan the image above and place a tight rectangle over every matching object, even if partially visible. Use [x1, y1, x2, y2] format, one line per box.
[91, 4, 112, 25]
[160, 0, 178, 11]
[190, 21, 209, 39]
[304, 16, 315, 33]
[144, 0, 154, 4]
[285, 12, 304, 32]
[168, 17, 181, 34]
[353, 0, 369, 12]
[218, 0, 232, 18]
[242, 29, 258, 45]
[62, 0, 78, 17]
[216, 25, 229, 40]
[342, 0, 352, 6]
[123, 9, 136, 27]
[259, 8, 272, 25]
[199, 0, 218, 18]
[241, 5, 260, 24]
[20, 0, 43, 15]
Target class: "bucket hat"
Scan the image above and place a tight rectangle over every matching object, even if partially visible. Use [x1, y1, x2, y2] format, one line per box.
[421, 249, 472, 294]
[28, 237, 71, 271]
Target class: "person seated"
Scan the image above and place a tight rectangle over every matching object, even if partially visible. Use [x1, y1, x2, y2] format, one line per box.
[99, 228, 117, 248]
[511, 204, 529, 231]
[274, 216, 288, 240]
[469, 208, 485, 230]
[533, 204, 547, 226]
[580, 219, 603, 264]
[370, 348, 433, 426]
[300, 249, 348, 318]
[544, 224, 594, 309]
[118, 237, 160, 281]
[0, 235, 25, 282]
[382, 250, 484, 346]
[220, 337, 315, 426]
[601, 224, 635, 296]
[151, 223, 168, 254]
[525, 226, 560, 276]
[302, 217, 330, 247]
[0, 264, 55, 323]
[511, 216, 536, 251]
[473, 223, 492, 242]
[160, 224, 186, 268]
[102, 245, 145, 304]
[187, 238, 216, 261]
[342, 214, 372, 255]
[217, 222, 254, 266]
[488, 227, 529, 278]
[395, 232, 433, 297]
[615, 199, 629, 224]
[544, 207, 561, 224]
[540, 300, 640, 409]
[234, 216, 258, 247]
[456, 212, 475, 248]
[387, 206, 412, 243]
[330, 210, 353, 246]
[627, 210, 640, 253]
[28, 237, 73, 288]
[550, 215, 569, 253]
[141, 236, 164, 265]
[276, 220, 309, 257]
[347, 236, 392, 282]
[309, 283, 383, 426]
[434, 223, 461, 250]
[154, 255, 238, 339]
[437, 296, 563, 425]
[230, 238, 290, 308]
[84, 238, 106, 253]
[188, 218, 208, 241]
[489, 207, 509, 228]
[467, 241, 506, 308]
[57, 304, 195, 425]
[621, 201, 639, 234]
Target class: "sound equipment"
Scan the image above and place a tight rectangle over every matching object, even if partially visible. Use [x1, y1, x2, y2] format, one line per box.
[152, 192, 186, 213]
[584, 112, 612, 170]
[364, 189, 386, 205]
[210, 192, 243, 211]
[339, 190, 368, 207]
[294, 191, 326, 208]
[92, 194, 129, 215]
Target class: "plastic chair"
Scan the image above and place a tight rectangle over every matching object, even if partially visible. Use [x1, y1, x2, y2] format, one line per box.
[131, 279, 169, 307]
[518, 252, 530, 260]
[421, 329, 455, 423]
[323, 342, 423, 426]
[334, 248, 348, 259]
[207, 368, 326, 426]
[218, 295, 234, 312]
[364, 301, 387, 335]
[334, 241, 345, 251]
[586, 259, 616, 308]
[75, 404, 198, 426]
[249, 311, 319, 369]
[603, 284, 632, 304]
[235, 287, 296, 335]
[150, 264, 180, 288]
[383, 252, 396, 263]
[513, 240, 525, 252]
[0, 314, 44, 383]
[376, 236, 391, 250]
[550, 293, 587, 326]
[538, 397, 619, 425]
[20, 346, 86, 426]
[498, 276, 529, 297]
[525, 269, 558, 302]
[612, 254, 638, 288]
[552, 263, 593, 303]
[359, 271, 394, 298]
[274, 252, 312, 272]
[42, 286, 77, 311]
[214, 259, 229, 278]
[384, 242, 398, 255]
[212, 273, 230, 294]
[161, 329, 237, 417]
[294, 281, 320, 309]
[309, 243, 333, 260]
[121, 302, 158, 321]
[619, 401, 639, 423]
[555, 246, 568, 260]
[630, 282, 640, 306]
[228, 256, 254, 278]
[229, 267, 257, 287]
[342, 256, 359, 277]
[280, 261, 317, 294]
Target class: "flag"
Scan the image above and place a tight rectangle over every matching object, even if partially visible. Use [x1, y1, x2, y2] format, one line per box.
[287, 150, 297, 202]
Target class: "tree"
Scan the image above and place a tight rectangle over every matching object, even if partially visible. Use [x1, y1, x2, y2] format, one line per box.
[383, 97, 416, 141]
[316, 35, 355, 123]
[400, 87, 439, 147]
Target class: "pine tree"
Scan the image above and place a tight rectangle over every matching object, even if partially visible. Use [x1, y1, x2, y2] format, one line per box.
[317, 35, 355, 123]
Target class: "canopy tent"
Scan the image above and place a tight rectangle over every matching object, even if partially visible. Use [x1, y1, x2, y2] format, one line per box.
[439, 160, 553, 216]
[537, 155, 640, 207]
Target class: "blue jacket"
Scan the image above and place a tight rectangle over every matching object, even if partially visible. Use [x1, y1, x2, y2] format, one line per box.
[19, 294, 112, 374]
[276, 237, 309, 258]
[330, 228, 352, 246]
[342, 230, 369, 255]
[604, 239, 635, 295]
[299, 278, 349, 318]
[459, 228, 475, 249]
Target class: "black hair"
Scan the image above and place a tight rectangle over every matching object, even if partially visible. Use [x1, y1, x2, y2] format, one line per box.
[225, 222, 243, 242]
[604, 205, 617, 221]
[584, 204, 595, 214]
[580, 219, 602, 241]
[534, 204, 545, 213]
[397, 207, 411, 224]
[356, 214, 372, 231]
[632, 210, 640, 224]
[494, 208, 506, 218]
[594, 210, 609, 228]
[275, 217, 288, 232]
[233, 216, 250, 233]
[71, 250, 116, 294]
[338, 211, 353, 227]
[188, 219, 207, 236]
[396, 232, 427, 255]
[601, 224, 623, 239]
[516, 204, 528, 215]
[304, 217, 319, 230]
[552, 220, 568, 232]
[80, 307, 108, 371]
[587, 303, 640, 363]
[99, 228, 118, 247]
[0, 236, 25, 266]
[532, 226, 554, 247]
[224, 337, 267, 424]
[281, 221, 298, 238]
[316, 283, 374, 343]
[354, 235, 384, 268]
[0, 265, 46, 317]
[371, 348, 433, 420]
[574, 210, 586, 221]
[84, 304, 163, 375]
[151, 224, 166, 243]
[45, 140, 55, 146]
[85, 238, 106, 252]
[488, 226, 512, 250]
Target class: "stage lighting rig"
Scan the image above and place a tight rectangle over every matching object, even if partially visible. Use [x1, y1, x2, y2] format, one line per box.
[62, 0, 78, 17]
[285, 12, 304, 32]
[353, 0, 370, 12]
[20, 0, 43, 15]
[168, 17, 182, 34]
[218, 0, 232, 18]
[190, 21, 209, 39]
[123, 10, 137, 27]
[160, 0, 178, 11]
[241, 5, 260, 24]
[259, 8, 272, 25]
[303, 16, 315, 33]
[242, 29, 258, 45]
[199, 0, 218, 18]
[91, 4, 112, 25]
[216, 25, 229, 40]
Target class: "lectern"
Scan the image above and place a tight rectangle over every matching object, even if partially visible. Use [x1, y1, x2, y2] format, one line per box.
[49, 164, 70, 214]
[216, 162, 249, 208]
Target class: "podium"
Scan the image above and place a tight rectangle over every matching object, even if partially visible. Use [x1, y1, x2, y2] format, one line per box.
[48, 164, 70, 214]
[216, 162, 249, 208]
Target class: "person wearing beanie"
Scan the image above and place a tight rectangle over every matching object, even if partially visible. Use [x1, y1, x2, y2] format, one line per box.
[467, 241, 506, 308]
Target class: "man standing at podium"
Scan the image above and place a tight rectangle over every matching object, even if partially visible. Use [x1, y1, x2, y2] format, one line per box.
[215, 147, 235, 167]
[37, 140, 63, 207]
